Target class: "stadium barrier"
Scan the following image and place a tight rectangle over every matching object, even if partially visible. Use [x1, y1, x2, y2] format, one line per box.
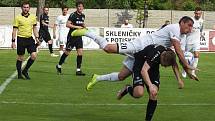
[0, 25, 215, 51]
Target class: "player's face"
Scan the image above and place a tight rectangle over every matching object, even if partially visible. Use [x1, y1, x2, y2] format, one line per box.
[194, 10, 202, 20]
[180, 20, 193, 34]
[43, 8, 49, 15]
[77, 4, 84, 14]
[62, 8, 68, 16]
[21, 4, 30, 14]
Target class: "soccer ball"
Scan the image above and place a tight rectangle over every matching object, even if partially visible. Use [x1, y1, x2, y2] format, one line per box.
[184, 51, 194, 65]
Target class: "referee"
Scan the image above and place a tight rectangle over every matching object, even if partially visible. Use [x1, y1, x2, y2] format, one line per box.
[11, 1, 40, 79]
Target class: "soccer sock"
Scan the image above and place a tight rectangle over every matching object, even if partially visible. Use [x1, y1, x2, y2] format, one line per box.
[85, 32, 108, 49]
[16, 60, 22, 76]
[48, 44, 53, 54]
[23, 58, 35, 71]
[58, 53, 68, 65]
[192, 57, 199, 74]
[76, 55, 82, 70]
[145, 99, 157, 121]
[127, 85, 134, 97]
[97, 72, 119, 82]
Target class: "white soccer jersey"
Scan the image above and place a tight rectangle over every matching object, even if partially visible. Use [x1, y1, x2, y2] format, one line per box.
[186, 17, 203, 45]
[119, 23, 183, 55]
[121, 24, 133, 28]
[55, 14, 70, 33]
[55, 14, 70, 45]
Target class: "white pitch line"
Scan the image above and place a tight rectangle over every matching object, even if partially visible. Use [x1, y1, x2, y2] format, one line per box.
[1, 101, 215, 106]
[0, 56, 30, 94]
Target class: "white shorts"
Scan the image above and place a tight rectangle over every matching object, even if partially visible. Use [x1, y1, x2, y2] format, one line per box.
[58, 32, 68, 46]
[122, 56, 135, 72]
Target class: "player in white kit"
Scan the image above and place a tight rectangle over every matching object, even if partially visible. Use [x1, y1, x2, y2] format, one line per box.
[71, 16, 199, 90]
[53, 6, 70, 56]
[181, 7, 203, 77]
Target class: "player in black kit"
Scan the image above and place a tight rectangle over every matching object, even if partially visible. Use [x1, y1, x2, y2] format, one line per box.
[39, 6, 58, 57]
[117, 44, 183, 121]
[56, 1, 86, 76]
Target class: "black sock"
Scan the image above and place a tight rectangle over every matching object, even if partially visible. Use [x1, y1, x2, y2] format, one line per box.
[76, 55, 82, 69]
[23, 58, 35, 71]
[16, 60, 22, 76]
[48, 44, 53, 54]
[127, 85, 134, 97]
[145, 99, 157, 121]
[59, 53, 68, 65]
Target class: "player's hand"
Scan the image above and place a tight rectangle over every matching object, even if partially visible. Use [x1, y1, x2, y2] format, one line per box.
[35, 38, 41, 47]
[178, 80, 184, 89]
[11, 42, 16, 49]
[149, 85, 158, 97]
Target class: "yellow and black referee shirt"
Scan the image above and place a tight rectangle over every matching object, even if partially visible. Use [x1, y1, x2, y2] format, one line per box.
[13, 13, 37, 38]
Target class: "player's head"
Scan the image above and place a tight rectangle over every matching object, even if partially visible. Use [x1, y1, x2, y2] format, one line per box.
[21, 1, 30, 14]
[194, 7, 202, 20]
[43, 6, 49, 15]
[61, 5, 69, 16]
[179, 16, 194, 34]
[160, 49, 176, 67]
[124, 19, 129, 25]
[76, 1, 84, 14]
[165, 20, 170, 25]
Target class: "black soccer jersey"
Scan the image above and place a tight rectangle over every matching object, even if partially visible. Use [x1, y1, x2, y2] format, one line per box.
[39, 13, 49, 32]
[68, 11, 85, 35]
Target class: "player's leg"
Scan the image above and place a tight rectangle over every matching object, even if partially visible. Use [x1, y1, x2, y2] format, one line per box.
[58, 33, 66, 56]
[86, 57, 133, 91]
[145, 84, 158, 121]
[22, 38, 37, 79]
[71, 29, 136, 54]
[56, 36, 72, 74]
[192, 43, 200, 76]
[16, 37, 26, 79]
[75, 37, 85, 76]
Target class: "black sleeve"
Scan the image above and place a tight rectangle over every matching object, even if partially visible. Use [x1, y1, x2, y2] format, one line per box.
[68, 13, 75, 23]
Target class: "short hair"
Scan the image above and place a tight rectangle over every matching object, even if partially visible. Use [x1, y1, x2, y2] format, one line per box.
[43, 6, 49, 10]
[21, 1, 30, 7]
[161, 49, 176, 66]
[179, 16, 194, 24]
[195, 7, 202, 12]
[76, 1, 84, 7]
[61, 5, 69, 11]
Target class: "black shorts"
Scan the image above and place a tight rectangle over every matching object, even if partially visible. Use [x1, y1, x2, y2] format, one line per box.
[66, 35, 83, 51]
[39, 30, 51, 43]
[132, 59, 160, 90]
[17, 36, 37, 55]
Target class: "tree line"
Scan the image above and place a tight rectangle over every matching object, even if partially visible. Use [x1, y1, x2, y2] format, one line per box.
[0, 0, 215, 11]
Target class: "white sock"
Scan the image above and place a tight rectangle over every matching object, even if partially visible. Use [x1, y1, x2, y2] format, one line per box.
[85, 31, 108, 49]
[77, 68, 81, 71]
[192, 58, 199, 74]
[57, 65, 62, 68]
[97, 72, 119, 82]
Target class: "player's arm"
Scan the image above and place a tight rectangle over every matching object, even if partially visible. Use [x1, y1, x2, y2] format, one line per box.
[141, 61, 157, 97]
[66, 20, 83, 29]
[33, 25, 40, 45]
[11, 27, 17, 49]
[172, 61, 184, 89]
[53, 23, 57, 39]
[172, 39, 199, 81]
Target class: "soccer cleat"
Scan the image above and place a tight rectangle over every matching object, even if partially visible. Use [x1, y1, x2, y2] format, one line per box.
[56, 65, 62, 74]
[22, 70, 30, 80]
[76, 71, 86, 76]
[51, 53, 59, 57]
[117, 85, 130, 100]
[86, 74, 98, 91]
[71, 28, 88, 36]
[18, 75, 24, 79]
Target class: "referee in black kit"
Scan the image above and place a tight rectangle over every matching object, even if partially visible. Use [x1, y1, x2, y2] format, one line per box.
[11, 1, 40, 79]
[56, 1, 86, 76]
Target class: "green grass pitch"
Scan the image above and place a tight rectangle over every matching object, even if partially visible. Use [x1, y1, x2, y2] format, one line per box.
[0, 50, 215, 121]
